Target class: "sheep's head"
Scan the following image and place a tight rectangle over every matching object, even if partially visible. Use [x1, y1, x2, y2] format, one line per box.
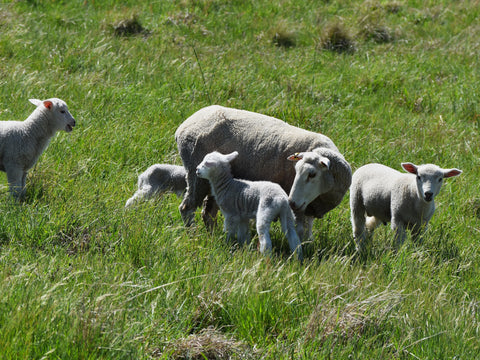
[402, 163, 462, 203]
[29, 98, 76, 133]
[196, 151, 238, 181]
[287, 151, 334, 212]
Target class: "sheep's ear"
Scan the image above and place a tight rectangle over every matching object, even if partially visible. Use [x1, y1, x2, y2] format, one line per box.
[29, 99, 42, 107]
[287, 152, 304, 162]
[319, 157, 330, 169]
[43, 100, 53, 110]
[402, 162, 418, 175]
[443, 168, 462, 178]
[225, 151, 239, 162]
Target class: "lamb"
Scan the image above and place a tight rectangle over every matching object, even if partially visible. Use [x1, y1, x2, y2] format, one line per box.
[350, 162, 462, 251]
[175, 105, 351, 239]
[196, 151, 303, 260]
[0, 98, 76, 199]
[125, 164, 187, 208]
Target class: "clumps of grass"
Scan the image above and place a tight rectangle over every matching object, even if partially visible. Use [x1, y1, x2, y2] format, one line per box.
[271, 21, 297, 48]
[320, 23, 356, 54]
[360, 24, 395, 44]
[112, 15, 149, 37]
[305, 287, 403, 343]
[156, 327, 259, 359]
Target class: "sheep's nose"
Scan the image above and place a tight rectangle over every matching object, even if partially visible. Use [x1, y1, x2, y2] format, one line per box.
[424, 191, 433, 202]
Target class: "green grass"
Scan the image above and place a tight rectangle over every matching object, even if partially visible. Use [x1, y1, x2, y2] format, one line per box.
[1, 0, 479, 358]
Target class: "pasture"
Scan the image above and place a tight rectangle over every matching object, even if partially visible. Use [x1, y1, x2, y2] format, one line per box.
[0, 0, 479, 358]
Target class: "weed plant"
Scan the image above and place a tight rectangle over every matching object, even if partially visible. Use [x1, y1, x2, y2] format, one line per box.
[0, 0, 479, 358]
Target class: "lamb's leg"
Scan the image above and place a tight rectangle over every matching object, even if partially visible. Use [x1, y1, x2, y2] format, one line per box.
[391, 218, 406, 248]
[6, 166, 26, 199]
[201, 195, 219, 230]
[351, 203, 367, 252]
[223, 215, 237, 243]
[256, 218, 273, 255]
[236, 220, 251, 246]
[281, 206, 303, 261]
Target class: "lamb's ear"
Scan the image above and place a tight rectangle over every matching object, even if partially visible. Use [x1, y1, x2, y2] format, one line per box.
[443, 168, 462, 178]
[29, 99, 42, 107]
[225, 151, 239, 162]
[319, 157, 330, 169]
[287, 152, 304, 162]
[43, 100, 53, 110]
[402, 162, 418, 174]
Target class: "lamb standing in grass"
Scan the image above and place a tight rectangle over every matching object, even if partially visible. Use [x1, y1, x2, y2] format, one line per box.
[125, 164, 187, 208]
[0, 98, 76, 199]
[175, 105, 351, 239]
[196, 151, 303, 261]
[350, 162, 462, 251]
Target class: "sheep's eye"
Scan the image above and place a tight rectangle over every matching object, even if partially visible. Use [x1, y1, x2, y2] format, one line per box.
[416, 175, 421, 181]
[307, 172, 316, 180]
[438, 178, 443, 183]
[60, 110, 66, 114]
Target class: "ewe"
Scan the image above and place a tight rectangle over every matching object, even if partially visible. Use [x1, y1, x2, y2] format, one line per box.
[196, 151, 303, 261]
[175, 105, 351, 239]
[0, 98, 75, 199]
[350, 162, 462, 251]
[125, 164, 186, 208]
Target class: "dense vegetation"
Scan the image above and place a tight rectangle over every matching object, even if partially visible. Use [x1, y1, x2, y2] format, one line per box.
[0, 0, 479, 358]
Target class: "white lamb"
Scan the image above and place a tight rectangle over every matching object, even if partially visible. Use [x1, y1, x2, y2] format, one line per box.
[196, 151, 303, 261]
[0, 98, 76, 199]
[350, 162, 462, 251]
[125, 164, 187, 208]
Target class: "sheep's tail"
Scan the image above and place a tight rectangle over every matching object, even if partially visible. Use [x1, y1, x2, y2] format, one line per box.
[280, 203, 303, 262]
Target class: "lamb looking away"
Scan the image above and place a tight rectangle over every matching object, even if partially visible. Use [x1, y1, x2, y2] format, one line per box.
[196, 151, 303, 261]
[350, 162, 462, 251]
[125, 164, 186, 208]
[0, 98, 76, 199]
[175, 105, 351, 239]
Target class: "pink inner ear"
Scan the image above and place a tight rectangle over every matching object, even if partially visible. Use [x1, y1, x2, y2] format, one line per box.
[287, 153, 303, 162]
[43, 101, 53, 110]
[444, 169, 462, 178]
[402, 163, 417, 174]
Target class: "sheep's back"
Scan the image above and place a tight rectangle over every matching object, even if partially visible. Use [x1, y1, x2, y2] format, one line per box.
[176, 105, 339, 192]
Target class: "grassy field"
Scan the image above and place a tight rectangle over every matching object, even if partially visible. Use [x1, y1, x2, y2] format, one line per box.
[1, 0, 479, 358]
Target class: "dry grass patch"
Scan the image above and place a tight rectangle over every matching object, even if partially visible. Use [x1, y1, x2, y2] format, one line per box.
[155, 327, 259, 359]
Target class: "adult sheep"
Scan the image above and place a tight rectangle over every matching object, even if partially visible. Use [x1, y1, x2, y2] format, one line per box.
[175, 105, 351, 239]
[0, 98, 76, 199]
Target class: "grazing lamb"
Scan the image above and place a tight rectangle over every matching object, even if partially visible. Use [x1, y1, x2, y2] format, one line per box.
[125, 164, 187, 208]
[0, 98, 76, 198]
[350, 162, 462, 251]
[175, 105, 351, 239]
[196, 151, 303, 260]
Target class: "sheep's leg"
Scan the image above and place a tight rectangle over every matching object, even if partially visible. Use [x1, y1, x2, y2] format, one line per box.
[201, 195, 219, 231]
[179, 171, 209, 226]
[6, 166, 26, 199]
[293, 211, 313, 240]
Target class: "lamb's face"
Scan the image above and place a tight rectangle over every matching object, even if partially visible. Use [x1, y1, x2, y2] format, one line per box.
[288, 152, 334, 211]
[402, 163, 463, 203]
[30, 98, 76, 132]
[196, 151, 238, 181]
